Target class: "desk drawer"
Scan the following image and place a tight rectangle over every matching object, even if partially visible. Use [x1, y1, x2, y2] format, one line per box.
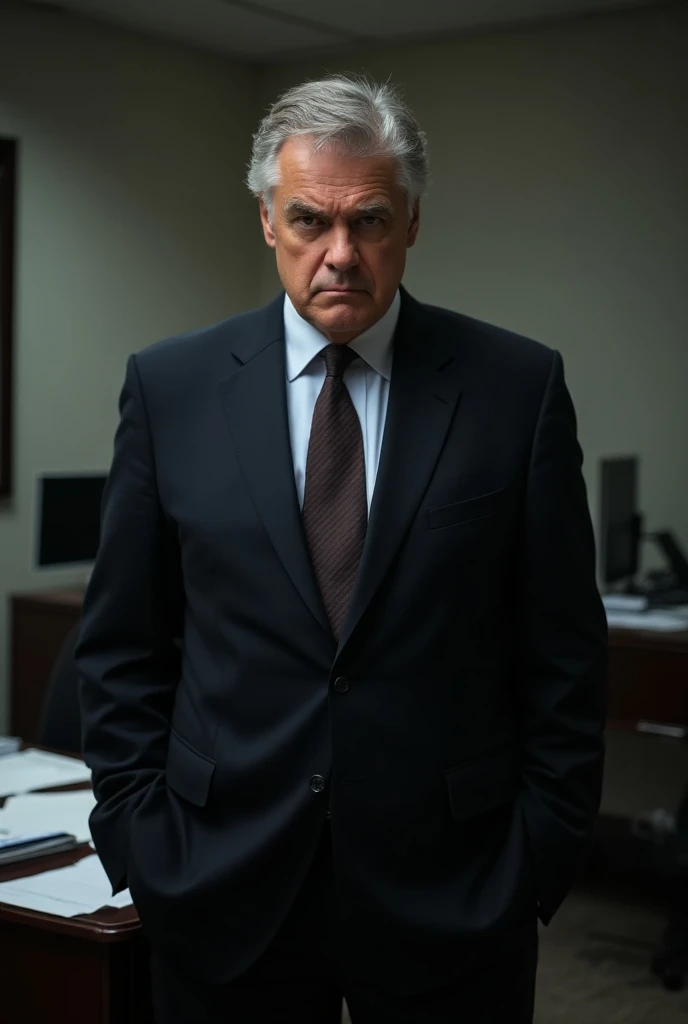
[607, 644, 688, 730]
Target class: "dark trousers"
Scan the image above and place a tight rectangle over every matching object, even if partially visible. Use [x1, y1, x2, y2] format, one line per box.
[151, 824, 538, 1024]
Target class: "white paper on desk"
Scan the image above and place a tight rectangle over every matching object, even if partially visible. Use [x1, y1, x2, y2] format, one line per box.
[0, 853, 133, 917]
[0, 790, 96, 844]
[0, 748, 92, 798]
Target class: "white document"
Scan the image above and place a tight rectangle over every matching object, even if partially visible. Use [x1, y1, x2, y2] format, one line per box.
[0, 749, 92, 798]
[0, 790, 96, 844]
[0, 736, 22, 757]
[0, 853, 133, 917]
[606, 609, 688, 632]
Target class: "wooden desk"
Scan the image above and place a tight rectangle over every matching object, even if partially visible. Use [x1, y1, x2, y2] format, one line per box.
[0, 776, 150, 1024]
[607, 626, 688, 732]
[12, 585, 685, 737]
[5, 593, 687, 1020]
[604, 626, 688, 989]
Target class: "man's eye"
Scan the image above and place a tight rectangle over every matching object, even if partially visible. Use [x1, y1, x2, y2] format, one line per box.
[359, 216, 383, 227]
[296, 215, 319, 227]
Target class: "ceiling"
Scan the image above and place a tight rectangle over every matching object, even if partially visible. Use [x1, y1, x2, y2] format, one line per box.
[27, 0, 665, 62]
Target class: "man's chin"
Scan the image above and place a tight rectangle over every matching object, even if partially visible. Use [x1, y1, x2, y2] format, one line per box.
[313, 290, 370, 316]
[308, 304, 375, 340]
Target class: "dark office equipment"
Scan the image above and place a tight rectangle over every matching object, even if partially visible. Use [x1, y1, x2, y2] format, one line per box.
[38, 622, 82, 756]
[653, 531, 688, 589]
[599, 456, 642, 587]
[10, 588, 84, 744]
[652, 800, 688, 992]
[35, 473, 107, 568]
[639, 533, 688, 607]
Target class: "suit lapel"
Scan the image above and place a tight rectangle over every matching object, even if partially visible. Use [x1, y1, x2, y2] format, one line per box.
[337, 290, 463, 654]
[219, 297, 331, 635]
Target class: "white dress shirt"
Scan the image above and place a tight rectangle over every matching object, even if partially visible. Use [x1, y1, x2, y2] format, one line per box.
[284, 291, 400, 511]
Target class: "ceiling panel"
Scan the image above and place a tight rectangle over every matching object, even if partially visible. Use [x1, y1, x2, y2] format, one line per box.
[57, 0, 352, 58]
[51, 0, 667, 60]
[237, 0, 665, 40]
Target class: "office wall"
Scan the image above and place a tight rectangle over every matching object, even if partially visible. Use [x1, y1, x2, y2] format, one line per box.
[0, 5, 262, 729]
[259, 4, 688, 817]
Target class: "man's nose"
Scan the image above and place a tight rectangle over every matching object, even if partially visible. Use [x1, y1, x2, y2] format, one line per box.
[325, 226, 359, 272]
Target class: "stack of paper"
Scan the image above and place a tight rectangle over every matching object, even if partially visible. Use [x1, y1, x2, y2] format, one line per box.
[0, 749, 92, 798]
[0, 832, 78, 866]
[602, 594, 649, 613]
[605, 609, 688, 632]
[0, 790, 96, 845]
[0, 854, 133, 917]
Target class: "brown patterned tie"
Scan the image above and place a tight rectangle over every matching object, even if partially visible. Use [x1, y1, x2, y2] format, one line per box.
[302, 344, 367, 639]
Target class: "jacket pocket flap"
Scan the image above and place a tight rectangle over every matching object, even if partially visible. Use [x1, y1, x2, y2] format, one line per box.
[166, 729, 215, 807]
[427, 488, 504, 530]
[445, 746, 520, 821]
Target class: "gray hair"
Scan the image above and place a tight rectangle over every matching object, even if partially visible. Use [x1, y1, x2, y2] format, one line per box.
[247, 75, 428, 218]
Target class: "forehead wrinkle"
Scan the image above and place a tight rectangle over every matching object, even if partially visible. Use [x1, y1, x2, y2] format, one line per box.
[282, 142, 396, 177]
[280, 159, 394, 189]
[289, 172, 393, 193]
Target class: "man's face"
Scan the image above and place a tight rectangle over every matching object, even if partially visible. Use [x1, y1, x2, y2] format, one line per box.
[260, 136, 420, 343]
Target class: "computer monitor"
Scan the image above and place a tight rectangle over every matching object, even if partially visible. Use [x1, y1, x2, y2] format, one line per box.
[35, 472, 108, 569]
[599, 456, 642, 586]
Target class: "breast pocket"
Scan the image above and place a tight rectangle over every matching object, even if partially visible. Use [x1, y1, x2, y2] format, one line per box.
[427, 488, 505, 531]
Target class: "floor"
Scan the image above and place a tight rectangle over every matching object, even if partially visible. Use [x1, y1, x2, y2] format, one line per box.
[534, 887, 687, 1023]
[341, 886, 688, 1023]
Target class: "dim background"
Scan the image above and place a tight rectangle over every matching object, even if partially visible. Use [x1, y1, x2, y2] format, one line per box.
[0, 0, 687, 821]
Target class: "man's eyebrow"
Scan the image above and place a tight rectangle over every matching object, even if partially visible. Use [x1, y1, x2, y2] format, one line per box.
[283, 199, 325, 219]
[355, 199, 394, 217]
[282, 197, 395, 219]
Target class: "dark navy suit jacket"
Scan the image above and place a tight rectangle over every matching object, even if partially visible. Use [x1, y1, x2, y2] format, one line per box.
[77, 288, 606, 987]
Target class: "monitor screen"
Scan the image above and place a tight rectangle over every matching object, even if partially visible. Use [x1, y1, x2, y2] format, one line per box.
[36, 473, 108, 568]
[599, 456, 640, 585]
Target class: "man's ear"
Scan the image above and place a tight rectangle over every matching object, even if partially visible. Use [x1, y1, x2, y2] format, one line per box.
[407, 200, 420, 249]
[259, 196, 276, 248]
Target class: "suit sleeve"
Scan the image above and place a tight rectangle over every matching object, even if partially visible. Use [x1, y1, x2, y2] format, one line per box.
[518, 350, 607, 924]
[76, 354, 183, 893]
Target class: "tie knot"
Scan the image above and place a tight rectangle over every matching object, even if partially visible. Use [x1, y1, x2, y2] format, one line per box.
[321, 344, 357, 378]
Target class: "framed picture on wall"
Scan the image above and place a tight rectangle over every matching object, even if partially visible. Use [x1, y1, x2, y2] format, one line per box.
[0, 137, 17, 498]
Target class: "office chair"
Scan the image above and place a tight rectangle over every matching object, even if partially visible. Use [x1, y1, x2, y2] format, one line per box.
[38, 622, 83, 756]
[651, 792, 688, 991]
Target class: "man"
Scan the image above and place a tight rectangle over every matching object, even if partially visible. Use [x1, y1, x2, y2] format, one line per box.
[77, 76, 606, 1023]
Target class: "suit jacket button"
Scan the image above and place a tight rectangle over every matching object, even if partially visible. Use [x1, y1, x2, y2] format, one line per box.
[310, 775, 325, 793]
[334, 677, 349, 692]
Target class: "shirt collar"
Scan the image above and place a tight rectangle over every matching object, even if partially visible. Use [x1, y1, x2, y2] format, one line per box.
[283, 290, 400, 383]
